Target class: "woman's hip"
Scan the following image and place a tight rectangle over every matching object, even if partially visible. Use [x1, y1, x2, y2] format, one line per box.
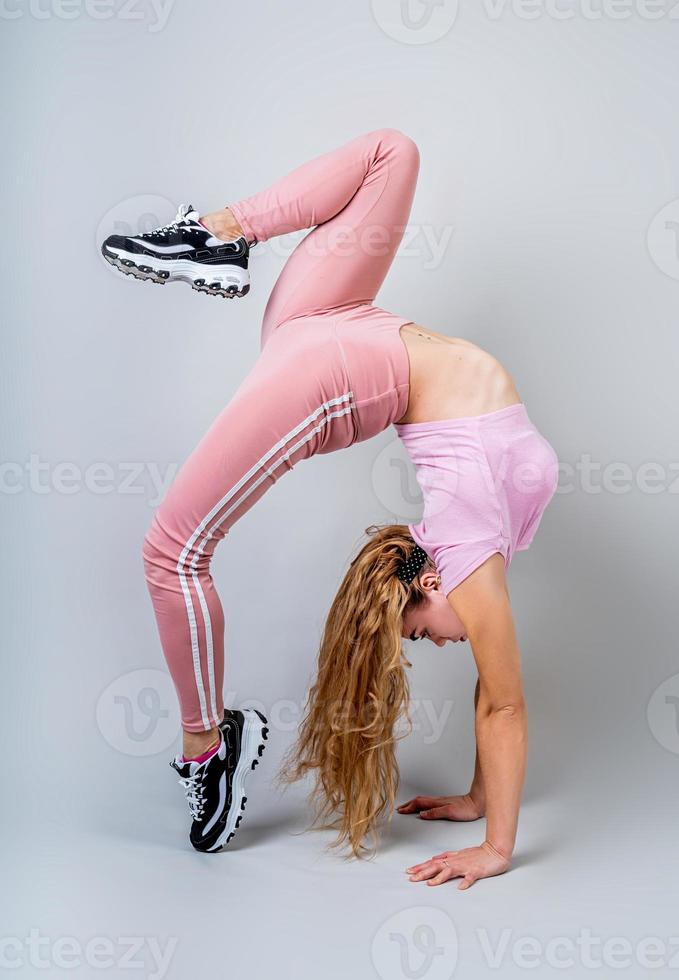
[262, 306, 412, 448]
[331, 304, 412, 442]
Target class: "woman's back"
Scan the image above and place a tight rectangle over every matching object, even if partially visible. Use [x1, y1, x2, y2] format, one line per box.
[397, 322, 522, 424]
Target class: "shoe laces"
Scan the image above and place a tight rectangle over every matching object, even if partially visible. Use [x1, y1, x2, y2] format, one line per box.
[139, 203, 195, 240]
[177, 769, 207, 821]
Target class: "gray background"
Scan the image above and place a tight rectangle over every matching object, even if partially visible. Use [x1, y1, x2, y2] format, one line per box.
[2, 1, 678, 977]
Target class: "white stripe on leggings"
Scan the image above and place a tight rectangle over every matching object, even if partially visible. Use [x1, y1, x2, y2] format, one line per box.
[177, 390, 355, 729]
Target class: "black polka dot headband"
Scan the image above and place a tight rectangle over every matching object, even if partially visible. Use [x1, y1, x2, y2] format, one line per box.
[396, 544, 429, 584]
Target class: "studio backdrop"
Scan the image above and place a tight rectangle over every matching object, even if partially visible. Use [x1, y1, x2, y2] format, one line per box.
[2, 2, 677, 978]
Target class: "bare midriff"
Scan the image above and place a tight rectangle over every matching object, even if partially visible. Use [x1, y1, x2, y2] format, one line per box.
[395, 322, 522, 424]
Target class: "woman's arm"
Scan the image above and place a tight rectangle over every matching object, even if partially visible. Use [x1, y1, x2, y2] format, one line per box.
[453, 553, 526, 857]
[469, 677, 487, 812]
[405, 553, 526, 888]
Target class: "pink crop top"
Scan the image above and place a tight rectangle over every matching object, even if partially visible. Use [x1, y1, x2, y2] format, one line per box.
[393, 403, 559, 597]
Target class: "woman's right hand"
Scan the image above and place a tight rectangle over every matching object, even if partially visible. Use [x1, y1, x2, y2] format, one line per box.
[396, 793, 485, 821]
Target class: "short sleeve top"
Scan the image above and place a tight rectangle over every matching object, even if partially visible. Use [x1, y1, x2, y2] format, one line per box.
[393, 403, 559, 596]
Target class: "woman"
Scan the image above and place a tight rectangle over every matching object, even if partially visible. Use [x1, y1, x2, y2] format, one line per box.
[102, 129, 558, 888]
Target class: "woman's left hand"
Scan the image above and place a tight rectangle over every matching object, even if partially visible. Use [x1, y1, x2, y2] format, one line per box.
[405, 841, 511, 890]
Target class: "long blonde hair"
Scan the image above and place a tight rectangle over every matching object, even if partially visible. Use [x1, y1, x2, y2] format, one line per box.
[275, 523, 436, 859]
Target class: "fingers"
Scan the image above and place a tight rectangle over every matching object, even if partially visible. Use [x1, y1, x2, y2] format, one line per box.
[396, 800, 418, 813]
[396, 800, 413, 813]
[419, 805, 448, 820]
[410, 860, 476, 889]
[457, 873, 476, 890]
[426, 866, 454, 886]
[405, 857, 445, 877]
[396, 796, 440, 813]
[410, 858, 463, 887]
[406, 845, 499, 889]
[406, 850, 457, 871]
[406, 851, 478, 888]
[398, 795, 479, 820]
[406, 852, 458, 878]
[405, 859, 438, 876]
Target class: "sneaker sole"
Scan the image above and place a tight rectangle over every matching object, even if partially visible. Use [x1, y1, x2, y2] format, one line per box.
[101, 246, 250, 299]
[207, 708, 269, 852]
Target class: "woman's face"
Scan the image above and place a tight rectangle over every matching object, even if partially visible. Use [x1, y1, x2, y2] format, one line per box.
[401, 570, 468, 646]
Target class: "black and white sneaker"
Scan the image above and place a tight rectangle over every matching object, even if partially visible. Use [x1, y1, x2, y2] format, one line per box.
[171, 707, 268, 853]
[218, 707, 269, 847]
[101, 203, 251, 298]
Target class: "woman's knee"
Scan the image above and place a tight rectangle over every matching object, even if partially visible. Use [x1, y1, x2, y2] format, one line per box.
[372, 127, 420, 166]
[143, 505, 220, 587]
[142, 511, 182, 585]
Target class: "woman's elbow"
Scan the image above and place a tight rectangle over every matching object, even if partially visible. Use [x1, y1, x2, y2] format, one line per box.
[478, 696, 527, 719]
[493, 700, 526, 718]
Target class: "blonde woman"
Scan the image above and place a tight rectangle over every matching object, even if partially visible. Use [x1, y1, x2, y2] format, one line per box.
[102, 129, 558, 888]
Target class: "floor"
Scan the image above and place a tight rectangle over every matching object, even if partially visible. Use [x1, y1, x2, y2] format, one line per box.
[5, 749, 677, 980]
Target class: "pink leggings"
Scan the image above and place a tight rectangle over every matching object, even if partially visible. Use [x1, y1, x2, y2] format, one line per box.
[142, 129, 419, 731]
